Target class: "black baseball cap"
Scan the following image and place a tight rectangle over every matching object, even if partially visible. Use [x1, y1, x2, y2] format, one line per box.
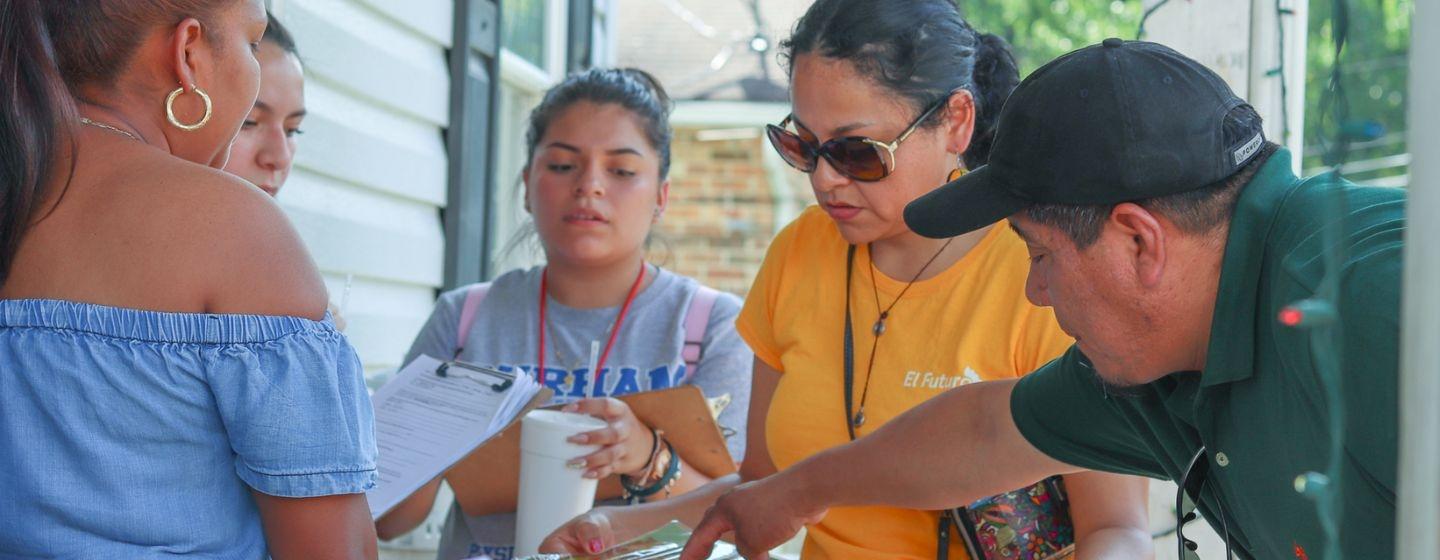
[904, 38, 1266, 239]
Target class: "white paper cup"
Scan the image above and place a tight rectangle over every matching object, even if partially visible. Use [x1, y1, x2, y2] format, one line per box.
[512, 409, 606, 557]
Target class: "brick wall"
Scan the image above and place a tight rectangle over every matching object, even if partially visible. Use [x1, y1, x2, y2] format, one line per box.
[653, 126, 813, 296]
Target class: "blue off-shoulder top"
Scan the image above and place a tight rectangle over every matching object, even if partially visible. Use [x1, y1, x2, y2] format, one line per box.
[0, 299, 377, 558]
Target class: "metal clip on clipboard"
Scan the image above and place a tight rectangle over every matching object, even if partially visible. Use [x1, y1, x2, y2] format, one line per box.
[435, 361, 515, 392]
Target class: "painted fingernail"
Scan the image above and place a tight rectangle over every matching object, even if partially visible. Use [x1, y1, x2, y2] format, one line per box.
[567, 459, 586, 469]
[589, 538, 603, 553]
[584, 470, 600, 479]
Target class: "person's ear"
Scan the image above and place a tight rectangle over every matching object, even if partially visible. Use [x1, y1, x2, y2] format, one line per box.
[943, 90, 977, 157]
[1108, 203, 1167, 288]
[653, 179, 670, 223]
[167, 18, 207, 97]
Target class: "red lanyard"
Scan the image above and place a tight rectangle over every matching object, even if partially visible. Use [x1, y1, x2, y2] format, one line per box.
[538, 261, 647, 383]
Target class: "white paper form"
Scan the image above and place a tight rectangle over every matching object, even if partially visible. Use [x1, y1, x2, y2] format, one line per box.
[366, 354, 540, 519]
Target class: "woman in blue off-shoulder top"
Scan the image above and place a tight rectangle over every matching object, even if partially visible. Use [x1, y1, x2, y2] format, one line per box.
[0, 1, 378, 558]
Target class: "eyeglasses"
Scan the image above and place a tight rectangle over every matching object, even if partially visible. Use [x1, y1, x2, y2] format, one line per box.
[1177, 447, 1234, 560]
[765, 96, 948, 182]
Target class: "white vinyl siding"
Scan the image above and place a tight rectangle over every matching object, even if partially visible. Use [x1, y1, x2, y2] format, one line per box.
[271, 0, 453, 377]
[267, 1, 457, 556]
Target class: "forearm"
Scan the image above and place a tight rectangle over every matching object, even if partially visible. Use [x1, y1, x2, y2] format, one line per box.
[646, 456, 713, 498]
[1073, 527, 1154, 560]
[787, 379, 1076, 512]
[374, 478, 440, 540]
[618, 472, 741, 531]
[1065, 470, 1152, 560]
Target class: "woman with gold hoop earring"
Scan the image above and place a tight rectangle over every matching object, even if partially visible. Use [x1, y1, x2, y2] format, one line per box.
[0, 1, 379, 558]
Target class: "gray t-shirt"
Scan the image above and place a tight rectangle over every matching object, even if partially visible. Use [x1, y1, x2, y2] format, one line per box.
[401, 265, 752, 560]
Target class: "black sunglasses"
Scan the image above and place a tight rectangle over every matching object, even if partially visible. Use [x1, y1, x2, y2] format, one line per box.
[765, 96, 948, 182]
[1177, 447, 1235, 560]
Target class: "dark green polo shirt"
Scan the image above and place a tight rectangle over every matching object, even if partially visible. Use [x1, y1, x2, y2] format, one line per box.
[1011, 148, 1404, 559]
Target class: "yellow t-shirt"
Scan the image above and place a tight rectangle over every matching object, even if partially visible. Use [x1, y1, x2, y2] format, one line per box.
[736, 206, 1074, 560]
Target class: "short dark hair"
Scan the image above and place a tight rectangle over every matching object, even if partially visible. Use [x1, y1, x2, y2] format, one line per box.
[779, 0, 1020, 169]
[524, 68, 673, 178]
[263, 11, 300, 58]
[1024, 105, 1278, 248]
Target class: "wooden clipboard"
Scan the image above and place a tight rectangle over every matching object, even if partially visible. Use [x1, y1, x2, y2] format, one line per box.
[445, 385, 737, 517]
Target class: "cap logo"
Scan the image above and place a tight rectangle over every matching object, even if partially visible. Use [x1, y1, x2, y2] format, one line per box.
[1233, 131, 1264, 166]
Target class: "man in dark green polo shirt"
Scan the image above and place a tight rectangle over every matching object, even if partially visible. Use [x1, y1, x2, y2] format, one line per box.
[682, 40, 1402, 560]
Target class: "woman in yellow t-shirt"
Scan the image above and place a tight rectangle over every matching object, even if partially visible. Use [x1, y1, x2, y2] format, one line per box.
[541, 0, 1152, 557]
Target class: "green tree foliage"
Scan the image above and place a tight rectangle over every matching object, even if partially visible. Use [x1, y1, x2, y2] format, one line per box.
[1304, 0, 1411, 181]
[960, 0, 1411, 184]
[960, 0, 1144, 75]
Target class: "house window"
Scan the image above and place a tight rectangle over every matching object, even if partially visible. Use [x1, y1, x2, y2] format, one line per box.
[503, 0, 550, 68]
[490, 0, 569, 273]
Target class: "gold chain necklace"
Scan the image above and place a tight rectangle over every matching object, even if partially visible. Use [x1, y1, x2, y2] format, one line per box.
[79, 118, 140, 142]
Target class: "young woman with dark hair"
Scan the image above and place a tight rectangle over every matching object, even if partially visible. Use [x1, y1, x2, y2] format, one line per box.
[544, 1, 1152, 558]
[0, 1, 376, 558]
[374, 68, 753, 560]
[224, 11, 305, 199]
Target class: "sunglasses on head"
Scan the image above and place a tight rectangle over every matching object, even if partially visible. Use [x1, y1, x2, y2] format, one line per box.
[766, 95, 948, 182]
[1177, 447, 1235, 560]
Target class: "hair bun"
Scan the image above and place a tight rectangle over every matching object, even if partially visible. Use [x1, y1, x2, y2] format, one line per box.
[964, 33, 1021, 169]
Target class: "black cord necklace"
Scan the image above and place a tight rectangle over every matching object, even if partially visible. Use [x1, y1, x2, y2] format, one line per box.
[844, 238, 955, 432]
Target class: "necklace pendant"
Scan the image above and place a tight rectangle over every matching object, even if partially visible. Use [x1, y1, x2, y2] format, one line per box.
[852, 410, 866, 428]
[872, 312, 888, 337]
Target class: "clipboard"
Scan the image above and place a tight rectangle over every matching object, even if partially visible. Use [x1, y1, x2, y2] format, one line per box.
[444, 385, 738, 517]
[368, 357, 549, 519]
[435, 360, 521, 392]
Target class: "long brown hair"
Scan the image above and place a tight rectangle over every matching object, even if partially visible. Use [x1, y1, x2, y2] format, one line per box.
[0, 0, 233, 285]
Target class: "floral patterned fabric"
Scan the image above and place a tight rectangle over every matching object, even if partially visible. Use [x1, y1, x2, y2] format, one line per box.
[957, 476, 1074, 560]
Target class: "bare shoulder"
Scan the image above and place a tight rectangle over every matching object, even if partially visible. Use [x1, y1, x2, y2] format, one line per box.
[119, 154, 329, 319]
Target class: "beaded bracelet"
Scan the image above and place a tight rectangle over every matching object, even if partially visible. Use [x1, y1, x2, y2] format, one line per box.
[620, 439, 681, 503]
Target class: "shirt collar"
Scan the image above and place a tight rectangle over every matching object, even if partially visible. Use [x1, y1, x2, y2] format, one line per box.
[1200, 148, 1303, 387]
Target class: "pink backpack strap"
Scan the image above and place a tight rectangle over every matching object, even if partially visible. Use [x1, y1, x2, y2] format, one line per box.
[454, 282, 492, 357]
[681, 286, 720, 378]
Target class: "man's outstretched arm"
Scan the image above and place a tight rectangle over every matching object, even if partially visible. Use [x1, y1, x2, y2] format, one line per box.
[682, 378, 1083, 559]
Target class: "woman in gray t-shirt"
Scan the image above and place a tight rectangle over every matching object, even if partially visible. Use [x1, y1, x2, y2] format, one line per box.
[374, 68, 752, 560]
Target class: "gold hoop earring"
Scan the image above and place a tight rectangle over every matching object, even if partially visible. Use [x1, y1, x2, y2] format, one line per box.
[165, 85, 212, 131]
